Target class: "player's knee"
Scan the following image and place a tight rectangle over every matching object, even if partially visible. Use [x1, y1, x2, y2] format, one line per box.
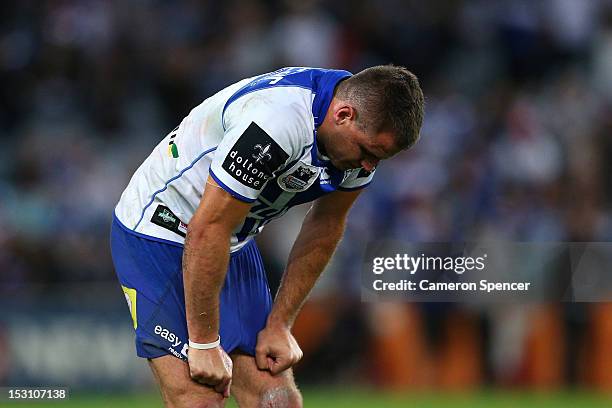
[164, 384, 225, 408]
[258, 385, 302, 408]
[167, 395, 225, 408]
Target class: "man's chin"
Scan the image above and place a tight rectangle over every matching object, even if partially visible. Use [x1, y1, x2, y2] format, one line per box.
[344, 163, 362, 170]
[329, 159, 342, 169]
[335, 163, 351, 170]
[330, 159, 353, 170]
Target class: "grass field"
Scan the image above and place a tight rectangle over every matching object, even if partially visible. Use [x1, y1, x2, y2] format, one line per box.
[8, 389, 612, 407]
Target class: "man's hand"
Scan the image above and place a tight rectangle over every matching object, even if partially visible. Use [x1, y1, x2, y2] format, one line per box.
[188, 347, 233, 397]
[255, 324, 303, 375]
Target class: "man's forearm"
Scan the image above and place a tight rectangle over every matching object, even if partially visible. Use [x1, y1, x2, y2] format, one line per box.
[183, 226, 230, 342]
[267, 210, 345, 328]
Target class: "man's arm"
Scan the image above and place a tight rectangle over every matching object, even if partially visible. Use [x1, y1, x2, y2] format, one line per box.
[183, 176, 251, 395]
[256, 189, 362, 374]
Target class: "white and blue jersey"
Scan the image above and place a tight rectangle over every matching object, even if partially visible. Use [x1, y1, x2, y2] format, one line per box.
[114, 67, 376, 252]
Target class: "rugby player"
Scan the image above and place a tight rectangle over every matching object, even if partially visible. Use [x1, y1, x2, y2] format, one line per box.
[110, 66, 424, 407]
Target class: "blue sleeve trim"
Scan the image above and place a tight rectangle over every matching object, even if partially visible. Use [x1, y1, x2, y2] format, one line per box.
[209, 170, 257, 203]
[337, 181, 372, 191]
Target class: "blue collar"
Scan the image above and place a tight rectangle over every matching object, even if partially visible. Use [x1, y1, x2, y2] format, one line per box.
[311, 69, 352, 128]
[311, 69, 351, 170]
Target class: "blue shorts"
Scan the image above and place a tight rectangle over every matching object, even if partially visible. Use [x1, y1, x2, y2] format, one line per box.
[110, 215, 272, 361]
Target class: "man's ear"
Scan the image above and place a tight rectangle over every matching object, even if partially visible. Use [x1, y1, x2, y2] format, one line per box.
[334, 105, 356, 124]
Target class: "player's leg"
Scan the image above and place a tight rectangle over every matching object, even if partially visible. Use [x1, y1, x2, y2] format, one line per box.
[230, 351, 302, 408]
[222, 240, 302, 407]
[148, 355, 226, 408]
[110, 216, 236, 407]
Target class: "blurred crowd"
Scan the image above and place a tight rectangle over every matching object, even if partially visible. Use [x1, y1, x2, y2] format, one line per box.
[1, 0, 611, 391]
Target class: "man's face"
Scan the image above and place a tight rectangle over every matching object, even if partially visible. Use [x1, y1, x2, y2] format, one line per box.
[322, 125, 400, 172]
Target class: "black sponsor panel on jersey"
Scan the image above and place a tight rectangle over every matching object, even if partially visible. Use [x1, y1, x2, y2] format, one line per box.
[222, 122, 289, 189]
[150, 205, 188, 237]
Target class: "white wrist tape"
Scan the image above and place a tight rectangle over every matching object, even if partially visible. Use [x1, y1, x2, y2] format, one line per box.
[188, 336, 221, 350]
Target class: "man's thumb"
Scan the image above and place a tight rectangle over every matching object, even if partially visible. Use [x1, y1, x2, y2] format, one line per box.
[255, 349, 269, 370]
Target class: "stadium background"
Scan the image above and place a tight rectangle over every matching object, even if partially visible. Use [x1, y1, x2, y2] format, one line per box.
[0, 0, 611, 406]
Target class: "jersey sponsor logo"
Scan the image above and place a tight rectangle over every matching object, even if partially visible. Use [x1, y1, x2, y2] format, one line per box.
[168, 342, 189, 361]
[277, 163, 320, 192]
[158, 208, 175, 223]
[222, 122, 289, 189]
[252, 143, 272, 163]
[150, 205, 187, 237]
[154, 324, 182, 348]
